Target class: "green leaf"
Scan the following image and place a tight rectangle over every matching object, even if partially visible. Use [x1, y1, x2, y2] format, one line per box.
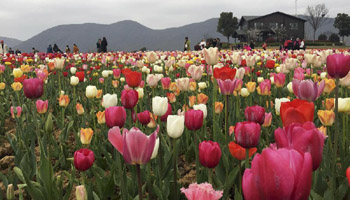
[310, 189, 323, 200]
[335, 181, 348, 200]
[222, 165, 239, 200]
[37, 139, 54, 199]
[152, 183, 164, 199]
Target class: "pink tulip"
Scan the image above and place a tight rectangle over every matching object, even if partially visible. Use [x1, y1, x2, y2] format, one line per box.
[326, 54, 350, 78]
[234, 121, 261, 148]
[105, 106, 127, 128]
[188, 65, 203, 81]
[258, 79, 271, 95]
[273, 72, 286, 88]
[274, 122, 326, 171]
[185, 109, 203, 131]
[121, 89, 138, 109]
[146, 74, 160, 88]
[181, 182, 223, 200]
[0, 65, 5, 74]
[11, 106, 22, 118]
[36, 100, 48, 114]
[108, 125, 159, 165]
[292, 79, 325, 101]
[243, 148, 312, 200]
[23, 78, 44, 99]
[217, 79, 240, 95]
[73, 148, 95, 171]
[245, 105, 265, 125]
[161, 77, 171, 90]
[176, 78, 190, 91]
[137, 110, 151, 125]
[293, 67, 305, 80]
[199, 141, 222, 168]
[113, 69, 121, 78]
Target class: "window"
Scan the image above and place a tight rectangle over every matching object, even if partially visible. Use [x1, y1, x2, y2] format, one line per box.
[290, 23, 298, 30]
[269, 23, 279, 29]
[254, 22, 264, 30]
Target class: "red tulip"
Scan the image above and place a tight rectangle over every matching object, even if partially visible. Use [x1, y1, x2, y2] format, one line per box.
[199, 141, 222, 168]
[160, 103, 172, 122]
[228, 141, 257, 160]
[280, 99, 314, 127]
[265, 60, 275, 69]
[73, 148, 95, 171]
[121, 89, 138, 109]
[105, 106, 127, 128]
[244, 105, 265, 125]
[234, 121, 261, 148]
[23, 78, 44, 99]
[161, 77, 171, 90]
[124, 70, 142, 87]
[243, 148, 312, 200]
[76, 71, 85, 82]
[137, 110, 151, 125]
[213, 66, 236, 80]
[326, 54, 350, 78]
[185, 109, 203, 131]
[274, 122, 326, 171]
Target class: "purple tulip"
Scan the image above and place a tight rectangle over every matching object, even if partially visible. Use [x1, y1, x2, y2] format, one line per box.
[274, 122, 326, 171]
[243, 148, 313, 200]
[23, 78, 44, 99]
[292, 79, 324, 102]
[326, 54, 350, 78]
[108, 125, 159, 165]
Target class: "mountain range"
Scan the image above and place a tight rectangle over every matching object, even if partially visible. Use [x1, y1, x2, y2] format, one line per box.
[2, 16, 349, 53]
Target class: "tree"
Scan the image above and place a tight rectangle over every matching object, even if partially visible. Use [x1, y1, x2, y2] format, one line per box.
[318, 33, 327, 41]
[217, 12, 238, 44]
[329, 33, 340, 43]
[334, 13, 350, 43]
[304, 3, 329, 42]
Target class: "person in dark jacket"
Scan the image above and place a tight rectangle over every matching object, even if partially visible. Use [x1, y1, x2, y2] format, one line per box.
[47, 45, 53, 53]
[53, 44, 63, 53]
[97, 38, 101, 53]
[101, 37, 108, 52]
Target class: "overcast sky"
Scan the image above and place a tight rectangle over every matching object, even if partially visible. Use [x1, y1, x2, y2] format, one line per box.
[0, 0, 348, 41]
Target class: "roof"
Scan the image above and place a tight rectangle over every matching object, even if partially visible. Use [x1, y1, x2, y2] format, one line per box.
[249, 11, 307, 22]
[242, 16, 260, 21]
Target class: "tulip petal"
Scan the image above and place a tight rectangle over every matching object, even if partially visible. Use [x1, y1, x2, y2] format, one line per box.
[108, 126, 123, 155]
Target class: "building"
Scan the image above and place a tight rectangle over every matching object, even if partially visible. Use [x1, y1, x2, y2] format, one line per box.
[235, 11, 306, 42]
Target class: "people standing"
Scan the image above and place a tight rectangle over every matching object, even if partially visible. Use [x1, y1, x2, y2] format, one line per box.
[0, 40, 9, 54]
[294, 38, 300, 50]
[65, 45, 71, 54]
[299, 39, 305, 50]
[53, 44, 63, 53]
[184, 37, 191, 51]
[216, 38, 222, 50]
[101, 37, 108, 52]
[249, 40, 255, 49]
[73, 44, 79, 54]
[262, 42, 267, 50]
[47, 45, 53, 53]
[15, 49, 21, 55]
[199, 39, 206, 50]
[97, 39, 102, 53]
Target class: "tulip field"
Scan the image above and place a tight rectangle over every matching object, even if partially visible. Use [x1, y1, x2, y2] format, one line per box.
[1, 48, 350, 200]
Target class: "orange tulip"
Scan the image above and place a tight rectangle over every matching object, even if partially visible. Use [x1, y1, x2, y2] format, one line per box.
[229, 126, 235, 136]
[189, 96, 196, 107]
[317, 110, 335, 126]
[96, 89, 103, 99]
[80, 128, 94, 145]
[228, 141, 257, 160]
[166, 92, 176, 103]
[197, 93, 208, 104]
[58, 95, 70, 107]
[147, 113, 157, 128]
[215, 102, 224, 114]
[96, 111, 106, 124]
[189, 81, 197, 91]
[112, 80, 119, 88]
[76, 103, 85, 115]
[169, 82, 178, 92]
[318, 126, 327, 137]
[323, 79, 336, 94]
[325, 98, 335, 110]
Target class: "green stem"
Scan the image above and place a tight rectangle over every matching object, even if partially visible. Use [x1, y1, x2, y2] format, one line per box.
[193, 131, 200, 182]
[332, 78, 339, 192]
[225, 95, 228, 142]
[208, 168, 213, 185]
[238, 160, 242, 194]
[245, 148, 249, 169]
[136, 164, 143, 200]
[173, 138, 178, 200]
[58, 70, 61, 95]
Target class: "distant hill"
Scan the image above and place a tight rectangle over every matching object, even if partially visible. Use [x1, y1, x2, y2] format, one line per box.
[0, 36, 22, 48]
[14, 19, 234, 52]
[11, 16, 350, 53]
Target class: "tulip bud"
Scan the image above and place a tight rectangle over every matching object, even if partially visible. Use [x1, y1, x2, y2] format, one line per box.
[6, 184, 14, 200]
[45, 113, 54, 133]
[215, 102, 224, 114]
[75, 185, 87, 200]
[167, 115, 185, 138]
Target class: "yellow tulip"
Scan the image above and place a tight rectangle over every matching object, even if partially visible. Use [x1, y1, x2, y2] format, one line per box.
[317, 110, 335, 126]
[11, 82, 22, 91]
[80, 128, 94, 145]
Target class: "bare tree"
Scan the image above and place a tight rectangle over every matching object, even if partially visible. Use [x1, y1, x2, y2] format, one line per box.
[304, 3, 329, 42]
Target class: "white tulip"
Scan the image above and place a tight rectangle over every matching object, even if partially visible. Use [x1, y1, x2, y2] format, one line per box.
[137, 88, 144, 98]
[338, 98, 350, 112]
[85, 85, 97, 99]
[102, 94, 118, 108]
[287, 82, 293, 93]
[275, 98, 290, 115]
[198, 82, 207, 89]
[240, 88, 250, 97]
[150, 138, 160, 159]
[70, 76, 79, 86]
[54, 58, 65, 70]
[70, 67, 77, 74]
[193, 104, 207, 118]
[257, 77, 264, 83]
[102, 70, 109, 78]
[152, 96, 168, 116]
[167, 115, 185, 139]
